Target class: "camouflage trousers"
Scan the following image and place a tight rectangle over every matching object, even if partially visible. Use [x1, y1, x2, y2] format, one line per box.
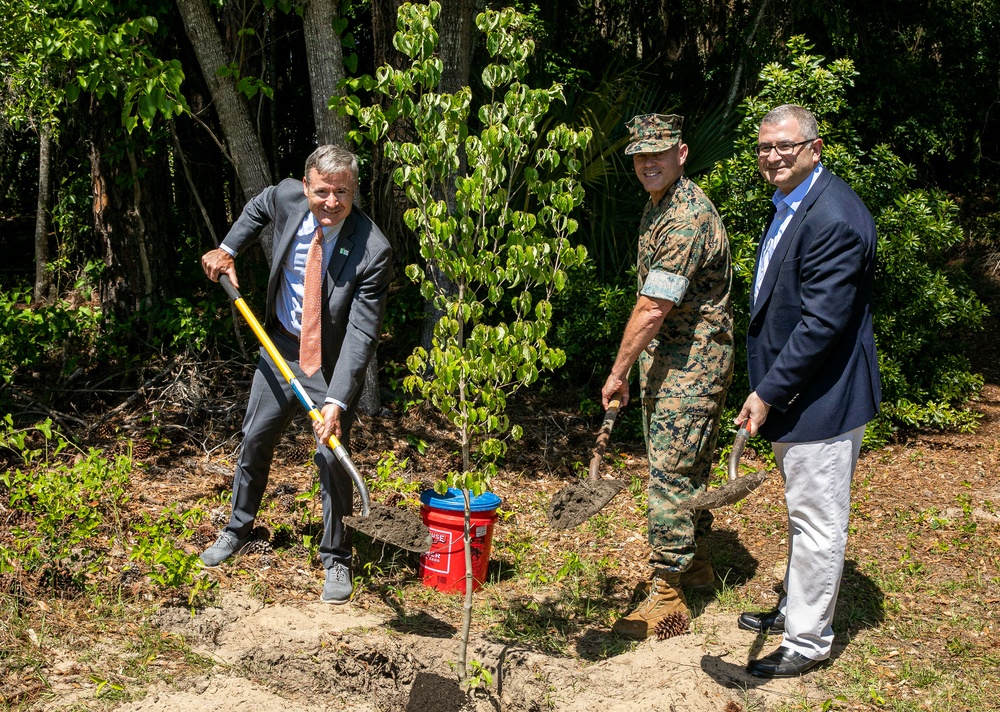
[641, 395, 724, 572]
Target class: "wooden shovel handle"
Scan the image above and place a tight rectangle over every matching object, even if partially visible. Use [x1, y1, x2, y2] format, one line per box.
[588, 399, 620, 480]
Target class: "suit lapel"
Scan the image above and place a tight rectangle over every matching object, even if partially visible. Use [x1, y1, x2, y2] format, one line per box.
[324, 211, 357, 292]
[751, 170, 832, 319]
[272, 204, 310, 281]
[267, 199, 311, 322]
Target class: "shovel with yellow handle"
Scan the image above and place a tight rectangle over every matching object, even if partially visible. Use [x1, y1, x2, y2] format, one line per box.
[219, 275, 431, 553]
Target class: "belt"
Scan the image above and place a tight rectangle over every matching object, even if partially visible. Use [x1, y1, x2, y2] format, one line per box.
[276, 323, 299, 342]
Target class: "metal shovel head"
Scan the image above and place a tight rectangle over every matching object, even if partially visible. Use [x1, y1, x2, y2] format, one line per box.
[685, 423, 770, 510]
[684, 468, 770, 510]
[548, 477, 627, 530]
[343, 503, 432, 553]
[547, 400, 624, 530]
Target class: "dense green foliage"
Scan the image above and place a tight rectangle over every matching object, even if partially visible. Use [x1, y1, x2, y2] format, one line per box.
[342, 3, 590, 485]
[703, 37, 987, 440]
[0, 287, 102, 384]
[0, 0, 187, 134]
[0, 2, 994, 441]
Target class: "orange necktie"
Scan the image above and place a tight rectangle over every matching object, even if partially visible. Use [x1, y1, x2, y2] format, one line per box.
[299, 226, 323, 377]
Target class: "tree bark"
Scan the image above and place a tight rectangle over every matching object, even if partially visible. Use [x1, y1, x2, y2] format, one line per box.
[33, 127, 53, 304]
[89, 101, 176, 326]
[417, 0, 482, 353]
[370, 0, 410, 249]
[437, 0, 480, 96]
[302, 0, 349, 146]
[175, 0, 274, 256]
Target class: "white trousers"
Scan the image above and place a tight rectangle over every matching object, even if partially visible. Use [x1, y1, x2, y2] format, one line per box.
[772, 425, 865, 660]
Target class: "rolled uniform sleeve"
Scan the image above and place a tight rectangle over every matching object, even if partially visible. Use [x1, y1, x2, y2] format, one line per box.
[640, 270, 689, 304]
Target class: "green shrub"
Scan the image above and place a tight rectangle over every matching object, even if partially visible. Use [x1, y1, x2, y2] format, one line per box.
[0, 286, 103, 384]
[703, 37, 986, 441]
[129, 505, 214, 605]
[0, 416, 130, 584]
[547, 261, 635, 389]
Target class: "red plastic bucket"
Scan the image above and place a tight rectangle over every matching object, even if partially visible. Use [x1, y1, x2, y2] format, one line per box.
[419, 488, 502, 593]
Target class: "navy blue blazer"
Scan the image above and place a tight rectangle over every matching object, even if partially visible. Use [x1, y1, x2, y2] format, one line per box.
[748, 169, 881, 443]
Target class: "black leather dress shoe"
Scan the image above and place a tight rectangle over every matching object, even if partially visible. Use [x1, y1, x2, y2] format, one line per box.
[747, 646, 825, 678]
[737, 609, 785, 634]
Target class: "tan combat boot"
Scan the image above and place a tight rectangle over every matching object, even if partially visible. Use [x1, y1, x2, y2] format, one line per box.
[613, 569, 690, 639]
[633, 546, 715, 599]
[680, 545, 716, 592]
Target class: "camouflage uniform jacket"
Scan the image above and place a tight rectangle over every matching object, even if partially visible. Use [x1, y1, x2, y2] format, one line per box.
[636, 175, 734, 401]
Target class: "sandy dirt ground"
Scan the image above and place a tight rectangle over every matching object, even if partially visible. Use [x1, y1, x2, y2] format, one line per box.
[105, 589, 828, 712]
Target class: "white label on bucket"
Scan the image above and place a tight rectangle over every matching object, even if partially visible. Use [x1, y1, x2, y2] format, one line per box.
[421, 527, 452, 574]
[476, 525, 487, 538]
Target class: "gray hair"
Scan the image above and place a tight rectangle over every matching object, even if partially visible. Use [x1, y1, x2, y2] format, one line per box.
[304, 145, 360, 203]
[761, 104, 819, 140]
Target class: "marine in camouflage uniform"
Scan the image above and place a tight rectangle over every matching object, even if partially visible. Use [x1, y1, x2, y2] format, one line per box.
[602, 114, 733, 639]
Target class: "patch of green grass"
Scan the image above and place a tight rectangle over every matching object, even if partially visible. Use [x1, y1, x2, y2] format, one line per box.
[585, 512, 618, 539]
[1, 591, 212, 708]
[708, 571, 759, 612]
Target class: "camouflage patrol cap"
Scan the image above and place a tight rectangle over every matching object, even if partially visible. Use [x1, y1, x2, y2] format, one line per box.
[625, 114, 684, 155]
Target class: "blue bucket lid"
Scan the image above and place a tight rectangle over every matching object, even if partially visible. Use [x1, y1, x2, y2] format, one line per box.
[420, 487, 502, 512]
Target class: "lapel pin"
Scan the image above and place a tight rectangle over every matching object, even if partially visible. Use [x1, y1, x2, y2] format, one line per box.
[339, 247, 349, 256]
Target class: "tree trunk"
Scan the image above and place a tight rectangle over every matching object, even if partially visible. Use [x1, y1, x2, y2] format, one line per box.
[89, 101, 176, 326]
[33, 127, 53, 304]
[370, 0, 411, 251]
[302, 0, 349, 146]
[418, 0, 482, 353]
[175, 0, 274, 256]
[437, 0, 480, 96]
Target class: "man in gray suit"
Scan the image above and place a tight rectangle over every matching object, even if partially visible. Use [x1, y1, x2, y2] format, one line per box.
[199, 145, 392, 604]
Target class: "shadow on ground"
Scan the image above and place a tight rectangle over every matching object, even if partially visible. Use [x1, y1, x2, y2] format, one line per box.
[699, 557, 884, 688]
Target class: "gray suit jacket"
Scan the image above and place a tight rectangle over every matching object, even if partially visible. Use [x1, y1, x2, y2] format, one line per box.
[221, 178, 393, 409]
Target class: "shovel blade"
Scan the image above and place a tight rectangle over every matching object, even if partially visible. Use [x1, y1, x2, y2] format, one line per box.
[547, 478, 627, 530]
[684, 469, 771, 510]
[343, 503, 432, 553]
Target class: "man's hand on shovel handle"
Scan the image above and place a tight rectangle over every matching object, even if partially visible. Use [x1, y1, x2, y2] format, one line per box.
[201, 248, 239, 288]
[601, 373, 629, 410]
[735, 392, 770, 437]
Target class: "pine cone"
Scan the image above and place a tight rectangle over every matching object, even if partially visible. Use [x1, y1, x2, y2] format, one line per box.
[192, 523, 216, 547]
[243, 539, 273, 555]
[131, 440, 153, 460]
[653, 611, 689, 640]
[94, 422, 115, 439]
[283, 443, 312, 463]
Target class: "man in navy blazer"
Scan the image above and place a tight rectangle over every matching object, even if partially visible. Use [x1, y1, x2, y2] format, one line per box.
[735, 105, 880, 677]
[199, 145, 392, 604]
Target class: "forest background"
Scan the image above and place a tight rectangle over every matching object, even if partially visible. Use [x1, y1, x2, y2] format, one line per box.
[1, 0, 996, 437]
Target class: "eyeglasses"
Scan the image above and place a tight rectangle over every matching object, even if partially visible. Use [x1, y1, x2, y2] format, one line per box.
[754, 139, 816, 157]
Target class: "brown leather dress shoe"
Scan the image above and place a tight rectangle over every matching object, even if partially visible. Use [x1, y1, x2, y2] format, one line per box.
[747, 646, 824, 678]
[737, 609, 785, 634]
